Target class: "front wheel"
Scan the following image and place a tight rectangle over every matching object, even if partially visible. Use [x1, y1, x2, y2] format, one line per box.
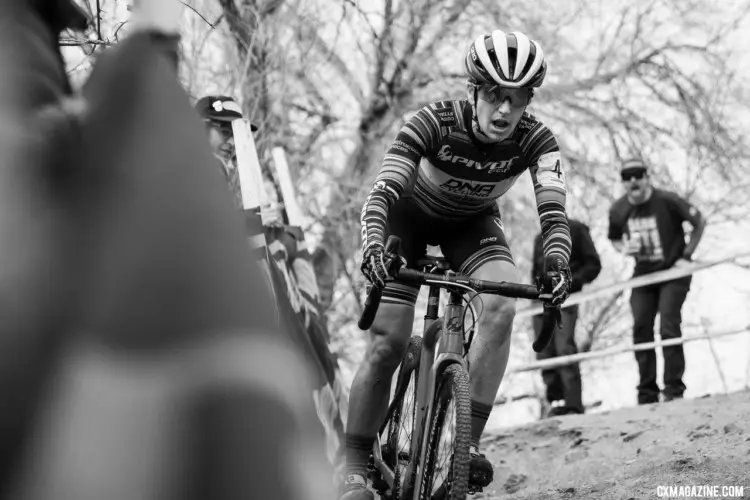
[376, 336, 422, 500]
[418, 363, 471, 500]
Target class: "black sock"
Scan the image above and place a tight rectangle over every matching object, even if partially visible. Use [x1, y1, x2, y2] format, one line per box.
[470, 400, 493, 449]
[345, 433, 374, 480]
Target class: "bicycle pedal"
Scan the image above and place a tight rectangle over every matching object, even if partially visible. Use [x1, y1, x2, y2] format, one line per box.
[370, 476, 389, 495]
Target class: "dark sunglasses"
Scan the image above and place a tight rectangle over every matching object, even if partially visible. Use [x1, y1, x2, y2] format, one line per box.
[477, 85, 532, 108]
[620, 170, 646, 181]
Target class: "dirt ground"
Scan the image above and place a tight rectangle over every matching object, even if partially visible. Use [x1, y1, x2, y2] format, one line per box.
[475, 390, 750, 500]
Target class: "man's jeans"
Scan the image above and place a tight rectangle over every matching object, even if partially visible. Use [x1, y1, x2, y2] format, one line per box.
[533, 306, 583, 412]
[630, 276, 692, 404]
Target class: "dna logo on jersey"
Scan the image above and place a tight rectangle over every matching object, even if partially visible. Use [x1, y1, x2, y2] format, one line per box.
[439, 179, 494, 197]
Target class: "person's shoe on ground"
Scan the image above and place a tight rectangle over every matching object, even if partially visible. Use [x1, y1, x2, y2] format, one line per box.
[662, 392, 684, 402]
[547, 405, 584, 417]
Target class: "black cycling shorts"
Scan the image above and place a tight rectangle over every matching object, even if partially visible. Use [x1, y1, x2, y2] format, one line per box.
[381, 197, 514, 307]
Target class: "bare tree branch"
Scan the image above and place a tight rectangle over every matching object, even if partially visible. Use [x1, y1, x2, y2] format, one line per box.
[341, 0, 380, 42]
[95, 0, 103, 41]
[584, 291, 626, 350]
[179, 1, 217, 29]
[59, 37, 113, 46]
[370, 0, 394, 99]
[216, 0, 252, 51]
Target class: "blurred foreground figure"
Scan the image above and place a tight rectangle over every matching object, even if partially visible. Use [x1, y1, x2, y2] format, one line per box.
[0, 0, 89, 494]
[0, 2, 334, 499]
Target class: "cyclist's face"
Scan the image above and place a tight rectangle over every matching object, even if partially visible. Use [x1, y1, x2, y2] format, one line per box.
[472, 85, 531, 142]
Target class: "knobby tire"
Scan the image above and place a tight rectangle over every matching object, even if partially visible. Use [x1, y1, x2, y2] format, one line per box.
[418, 363, 471, 500]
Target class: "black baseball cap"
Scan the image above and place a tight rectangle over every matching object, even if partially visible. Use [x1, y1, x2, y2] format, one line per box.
[620, 158, 648, 179]
[195, 95, 258, 131]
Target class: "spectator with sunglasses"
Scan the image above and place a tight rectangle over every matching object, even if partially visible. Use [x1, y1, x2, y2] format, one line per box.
[608, 158, 707, 405]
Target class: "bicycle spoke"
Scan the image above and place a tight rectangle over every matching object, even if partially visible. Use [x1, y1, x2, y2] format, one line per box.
[431, 398, 457, 495]
[380, 336, 421, 499]
[392, 375, 416, 464]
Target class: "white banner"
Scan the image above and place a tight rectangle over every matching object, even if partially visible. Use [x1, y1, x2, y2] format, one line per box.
[271, 147, 305, 227]
[232, 118, 267, 212]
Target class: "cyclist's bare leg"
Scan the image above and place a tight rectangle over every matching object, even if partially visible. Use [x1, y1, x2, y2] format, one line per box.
[466, 260, 518, 447]
[343, 299, 415, 489]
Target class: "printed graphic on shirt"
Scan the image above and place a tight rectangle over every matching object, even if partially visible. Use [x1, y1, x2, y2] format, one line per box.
[434, 144, 518, 175]
[422, 158, 517, 201]
[628, 216, 663, 262]
[435, 103, 458, 128]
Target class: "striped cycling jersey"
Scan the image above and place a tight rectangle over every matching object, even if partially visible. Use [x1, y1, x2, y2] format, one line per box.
[360, 99, 571, 265]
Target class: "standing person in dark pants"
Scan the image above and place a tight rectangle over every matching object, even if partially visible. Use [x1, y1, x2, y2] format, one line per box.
[608, 158, 707, 404]
[532, 219, 602, 416]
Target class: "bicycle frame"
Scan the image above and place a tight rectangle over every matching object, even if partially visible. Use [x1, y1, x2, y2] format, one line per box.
[410, 287, 467, 498]
[365, 243, 557, 499]
[370, 276, 469, 499]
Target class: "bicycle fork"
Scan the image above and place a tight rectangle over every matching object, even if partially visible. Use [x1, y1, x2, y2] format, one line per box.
[406, 289, 467, 498]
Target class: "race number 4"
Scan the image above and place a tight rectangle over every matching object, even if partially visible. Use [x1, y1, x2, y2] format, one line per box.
[536, 151, 566, 189]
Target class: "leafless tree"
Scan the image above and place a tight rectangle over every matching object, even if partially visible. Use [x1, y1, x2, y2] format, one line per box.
[66, 0, 750, 373]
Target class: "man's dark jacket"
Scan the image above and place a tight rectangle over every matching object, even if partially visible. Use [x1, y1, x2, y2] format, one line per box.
[532, 219, 602, 293]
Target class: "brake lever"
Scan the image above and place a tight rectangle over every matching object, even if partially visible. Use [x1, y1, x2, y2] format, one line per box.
[535, 283, 563, 328]
[385, 251, 406, 276]
[548, 304, 562, 328]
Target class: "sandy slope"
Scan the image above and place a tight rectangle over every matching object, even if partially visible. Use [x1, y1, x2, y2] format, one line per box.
[475, 390, 750, 500]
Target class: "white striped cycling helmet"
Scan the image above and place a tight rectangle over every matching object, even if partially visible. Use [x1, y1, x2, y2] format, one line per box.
[465, 30, 547, 89]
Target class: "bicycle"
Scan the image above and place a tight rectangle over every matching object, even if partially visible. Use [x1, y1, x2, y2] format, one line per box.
[357, 235, 560, 500]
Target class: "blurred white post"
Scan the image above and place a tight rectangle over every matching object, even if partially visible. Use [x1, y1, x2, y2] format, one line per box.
[232, 119, 278, 316]
[232, 119, 268, 213]
[271, 147, 305, 227]
[128, 0, 183, 33]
